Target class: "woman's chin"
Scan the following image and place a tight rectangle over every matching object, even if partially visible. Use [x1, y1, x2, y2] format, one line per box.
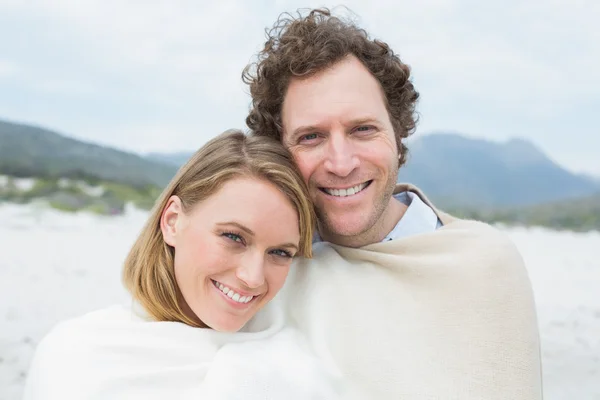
[197, 306, 253, 332]
[205, 317, 250, 333]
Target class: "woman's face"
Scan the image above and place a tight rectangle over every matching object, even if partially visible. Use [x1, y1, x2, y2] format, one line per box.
[161, 176, 301, 332]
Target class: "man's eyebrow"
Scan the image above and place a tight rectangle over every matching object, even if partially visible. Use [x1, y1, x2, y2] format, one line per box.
[291, 117, 379, 135]
[216, 222, 254, 236]
[291, 125, 320, 138]
[287, 117, 381, 143]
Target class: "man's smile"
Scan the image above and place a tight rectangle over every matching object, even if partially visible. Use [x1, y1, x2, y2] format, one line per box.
[319, 180, 372, 197]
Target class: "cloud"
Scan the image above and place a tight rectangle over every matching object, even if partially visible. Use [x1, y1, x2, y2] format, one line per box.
[0, 0, 268, 146]
[0, 60, 17, 78]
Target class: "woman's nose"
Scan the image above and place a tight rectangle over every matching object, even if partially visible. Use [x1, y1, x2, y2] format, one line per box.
[235, 252, 265, 289]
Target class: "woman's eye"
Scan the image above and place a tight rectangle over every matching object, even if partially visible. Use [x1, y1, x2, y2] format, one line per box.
[271, 249, 293, 258]
[223, 232, 243, 243]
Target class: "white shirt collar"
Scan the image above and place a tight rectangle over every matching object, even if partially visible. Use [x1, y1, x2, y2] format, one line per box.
[382, 191, 439, 242]
[313, 191, 440, 244]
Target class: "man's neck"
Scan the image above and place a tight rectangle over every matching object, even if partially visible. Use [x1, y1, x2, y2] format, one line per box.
[319, 196, 407, 248]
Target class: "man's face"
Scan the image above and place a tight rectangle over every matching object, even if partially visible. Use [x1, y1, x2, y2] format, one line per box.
[281, 55, 400, 243]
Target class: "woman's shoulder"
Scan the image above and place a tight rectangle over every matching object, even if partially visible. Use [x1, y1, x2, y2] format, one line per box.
[41, 304, 136, 339]
[31, 305, 131, 361]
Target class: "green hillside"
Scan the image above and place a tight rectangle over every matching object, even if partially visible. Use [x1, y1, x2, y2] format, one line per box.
[0, 119, 177, 187]
[0, 119, 178, 214]
[449, 192, 600, 232]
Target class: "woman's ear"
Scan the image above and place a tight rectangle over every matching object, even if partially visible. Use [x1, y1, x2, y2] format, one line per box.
[160, 195, 183, 247]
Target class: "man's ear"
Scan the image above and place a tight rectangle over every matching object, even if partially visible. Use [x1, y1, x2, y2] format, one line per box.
[160, 195, 183, 247]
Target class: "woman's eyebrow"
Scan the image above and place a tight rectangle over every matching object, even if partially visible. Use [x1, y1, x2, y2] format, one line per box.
[216, 221, 254, 236]
[278, 243, 299, 251]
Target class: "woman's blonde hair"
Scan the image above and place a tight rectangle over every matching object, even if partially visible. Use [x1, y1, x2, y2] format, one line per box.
[123, 130, 315, 327]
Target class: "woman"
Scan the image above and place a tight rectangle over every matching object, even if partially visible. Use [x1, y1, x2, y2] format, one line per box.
[23, 130, 347, 399]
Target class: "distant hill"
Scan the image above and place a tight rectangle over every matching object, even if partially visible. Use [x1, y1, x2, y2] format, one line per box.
[451, 192, 600, 232]
[398, 133, 600, 208]
[0, 119, 178, 188]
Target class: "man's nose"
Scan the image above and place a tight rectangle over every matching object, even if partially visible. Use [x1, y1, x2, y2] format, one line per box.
[323, 131, 360, 177]
[235, 252, 266, 289]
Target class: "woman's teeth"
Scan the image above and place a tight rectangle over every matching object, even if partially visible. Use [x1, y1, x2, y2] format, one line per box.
[323, 182, 369, 197]
[212, 280, 254, 304]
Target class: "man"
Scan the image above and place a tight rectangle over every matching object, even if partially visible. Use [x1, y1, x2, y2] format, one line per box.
[243, 8, 542, 399]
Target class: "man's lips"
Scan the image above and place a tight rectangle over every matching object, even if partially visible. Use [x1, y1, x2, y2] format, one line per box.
[318, 180, 372, 197]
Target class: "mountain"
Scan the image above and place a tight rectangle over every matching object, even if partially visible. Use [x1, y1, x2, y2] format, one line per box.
[0, 119, 178, 188]
[398, 133, 600, 208]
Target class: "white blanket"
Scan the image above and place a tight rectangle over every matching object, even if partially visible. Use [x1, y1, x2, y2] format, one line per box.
[23, 301, 349, 400]
[281, 187, 543, 399]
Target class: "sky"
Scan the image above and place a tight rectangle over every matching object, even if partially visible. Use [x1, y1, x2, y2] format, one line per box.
[0, 0, 598, 176]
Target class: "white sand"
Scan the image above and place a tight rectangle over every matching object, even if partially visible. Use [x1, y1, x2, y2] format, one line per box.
[1, 204, 598, 400]
[505, 227, 600, 399]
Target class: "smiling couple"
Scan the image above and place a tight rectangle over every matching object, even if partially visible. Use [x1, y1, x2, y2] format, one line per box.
[24, 8, 543, 400]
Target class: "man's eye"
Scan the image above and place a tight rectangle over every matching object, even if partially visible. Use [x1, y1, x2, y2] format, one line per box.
[355, 126, 373, 133]
[300, 133, 318, 141]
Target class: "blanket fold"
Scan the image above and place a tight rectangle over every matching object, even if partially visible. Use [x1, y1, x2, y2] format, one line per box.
[23, 301, 348, 400]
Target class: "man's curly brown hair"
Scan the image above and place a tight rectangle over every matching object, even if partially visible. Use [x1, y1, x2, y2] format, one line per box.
[242, 7, 419, 167]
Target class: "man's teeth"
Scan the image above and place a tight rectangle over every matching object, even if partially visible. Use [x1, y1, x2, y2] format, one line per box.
[323, 182, 368, 197]
[212, 280, 253, 304]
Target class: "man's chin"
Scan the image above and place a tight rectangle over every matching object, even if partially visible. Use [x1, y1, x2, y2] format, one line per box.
[318, 216, 370, 240]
